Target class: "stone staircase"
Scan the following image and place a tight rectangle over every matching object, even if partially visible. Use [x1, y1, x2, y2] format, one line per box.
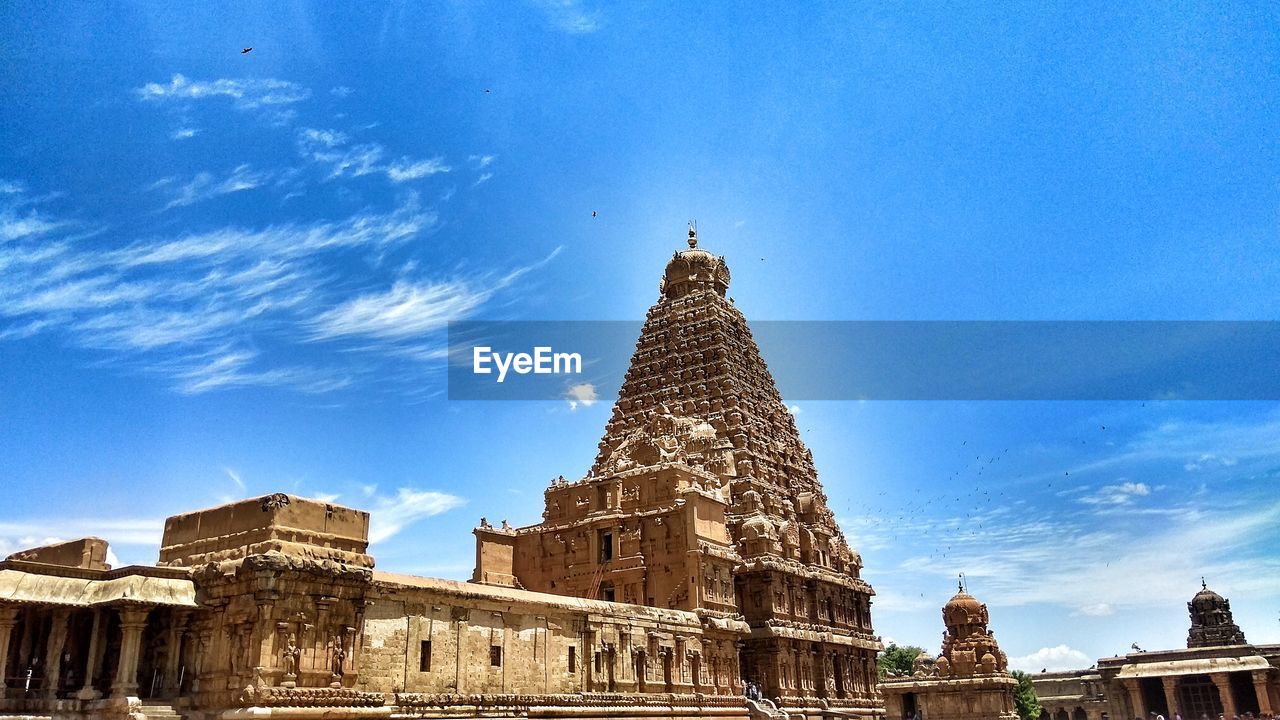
[746, 698, 790, 720]
[139, 700, 184, 720]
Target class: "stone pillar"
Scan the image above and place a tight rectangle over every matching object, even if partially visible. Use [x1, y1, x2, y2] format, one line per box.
[77, 610, 104, 700]
[42, 609, 71, 700]
[1123, 678, 1146, 719]
[0, 605, 19, 693]
[111, 606, 152, 698]
[1210, 673, 1236, 719]
[1162, 676, 1180, 719]
[163, 610, 189, 695]
[1251, 671, 1272, 716]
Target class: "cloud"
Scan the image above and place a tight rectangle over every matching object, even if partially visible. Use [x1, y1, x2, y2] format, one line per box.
[0, 517, 164, 554]
[368, 488, 466, 543]
[0, 188, 517, 394]
[387, 157, 451, 182]
[1, 194, 68, 242]
[154, 164, 270, 210]
[566, 382, 597, 410]
[309, 280, 489, 341]
[1078, 481, 1150, 506]
[330, 86, 354, 98]
[473, 173, 494, 187]
[297, 127, 348, 149]
[535, 0, 602, 33]
[170, 127, 199, 140]
[1184, 453, 1238, 472]
[224, 467, 246, 492]
[468, 155, 496, 169]
[296, 127, 449, 184]
[136, 74, 311, 112]
[1074, 603, 1114, 617]
[1008, 645, 1093, 673]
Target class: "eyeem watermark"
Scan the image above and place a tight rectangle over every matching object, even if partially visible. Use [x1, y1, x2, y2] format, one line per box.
[472, 346, 582, 383]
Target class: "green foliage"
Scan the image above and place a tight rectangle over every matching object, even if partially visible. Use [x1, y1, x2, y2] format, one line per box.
[877, 643, 927, 678]
[1011, 670, 1042, 720]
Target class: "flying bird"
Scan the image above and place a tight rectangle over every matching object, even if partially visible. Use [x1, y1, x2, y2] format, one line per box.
[592, 211, 597, 218]
[241, 47, 253, 54]
[484, 88, 491, 93]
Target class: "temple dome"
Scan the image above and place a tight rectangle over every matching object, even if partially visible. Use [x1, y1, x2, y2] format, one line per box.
[1190, 583, 1226, 609]
[661, 226, 731, 299]
[942, 582, 990, 629]
[944, 589, 983, 615]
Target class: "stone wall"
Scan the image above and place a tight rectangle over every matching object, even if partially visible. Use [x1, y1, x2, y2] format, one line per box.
[5, 537, 111, 570]
[359, 572, 748, 698]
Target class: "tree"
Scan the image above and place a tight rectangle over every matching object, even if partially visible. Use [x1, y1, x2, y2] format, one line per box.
[1011, 670, 1041, 720]
[877, 643, 927, 678]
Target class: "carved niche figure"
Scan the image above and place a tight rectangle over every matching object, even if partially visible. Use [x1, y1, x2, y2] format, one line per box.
[282, 633, 300, 677]
[329, 634, 346, 679]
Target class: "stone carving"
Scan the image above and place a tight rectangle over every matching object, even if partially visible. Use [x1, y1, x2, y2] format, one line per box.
[259, 493, 290, 512]
[1187, 578, 1248, 647]
[330, 634, 346, 680]
[281, 633, 300, 680]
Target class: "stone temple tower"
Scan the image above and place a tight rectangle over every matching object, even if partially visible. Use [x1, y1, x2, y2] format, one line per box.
[473, 228, 882, 714]
[1187, 579, 1248, 648]
[880, 583, 1018, 720]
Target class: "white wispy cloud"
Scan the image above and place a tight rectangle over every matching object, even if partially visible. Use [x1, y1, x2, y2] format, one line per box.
[154, 164, 271, 210]
[368, 488, 466, 543]
[297, 127, 450, 183]
[309, 279, 488, 341]
[388, 157, 451, 182]
[0, 179, 555, 395]
[1008, 645, 1093, 673]
[224, 467, 246, 492]
[535, 0, 603, 33]
[1077, 480, 1150, 506]
[170, 127, 199, 140]
[1, 207, 66, 242]
[137, 74, 311, 112]
[0, 517, 164, 552]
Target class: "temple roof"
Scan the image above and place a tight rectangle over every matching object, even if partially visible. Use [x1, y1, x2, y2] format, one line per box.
[0, 564, 196, 607]
[588, 228, 858, 578]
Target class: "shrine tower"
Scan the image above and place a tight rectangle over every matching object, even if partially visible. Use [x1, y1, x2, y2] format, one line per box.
[474, 227, 882, 713]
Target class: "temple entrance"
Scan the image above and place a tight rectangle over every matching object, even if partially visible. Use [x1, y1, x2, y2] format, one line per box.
[1179, 675, 1223, 719]
[903, 692, 918, 720]
[1229, 672, 1259, 716]
[1141, 677, 1170, 717]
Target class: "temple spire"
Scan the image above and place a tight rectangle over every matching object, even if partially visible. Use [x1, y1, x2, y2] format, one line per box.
[687, 221, 698, 248]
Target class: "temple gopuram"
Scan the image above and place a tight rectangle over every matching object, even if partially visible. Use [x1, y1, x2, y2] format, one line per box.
[1033, 581, 1279, 720]
[474, 227, 882, 716]
[880, 584, 1018, 720]
[0, 230, 883, 720]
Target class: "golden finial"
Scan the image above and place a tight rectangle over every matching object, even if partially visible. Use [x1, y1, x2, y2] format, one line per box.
[687, 221, 698, 248]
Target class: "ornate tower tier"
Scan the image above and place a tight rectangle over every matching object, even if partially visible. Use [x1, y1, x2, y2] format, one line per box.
[472, 227, 882, 713]
[1187, 579, 1248, 648]
[881, 584, 1017, 720]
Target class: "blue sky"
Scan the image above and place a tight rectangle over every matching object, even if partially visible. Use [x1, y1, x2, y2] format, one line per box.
[2, 2, 1279, 673]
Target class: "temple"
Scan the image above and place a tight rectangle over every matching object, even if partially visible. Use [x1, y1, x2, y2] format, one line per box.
[474, 226, 881, 716]
[0, 231, 882, 720]
[879, 584, 1017, 720]
[1033, 581, 1279, 720]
